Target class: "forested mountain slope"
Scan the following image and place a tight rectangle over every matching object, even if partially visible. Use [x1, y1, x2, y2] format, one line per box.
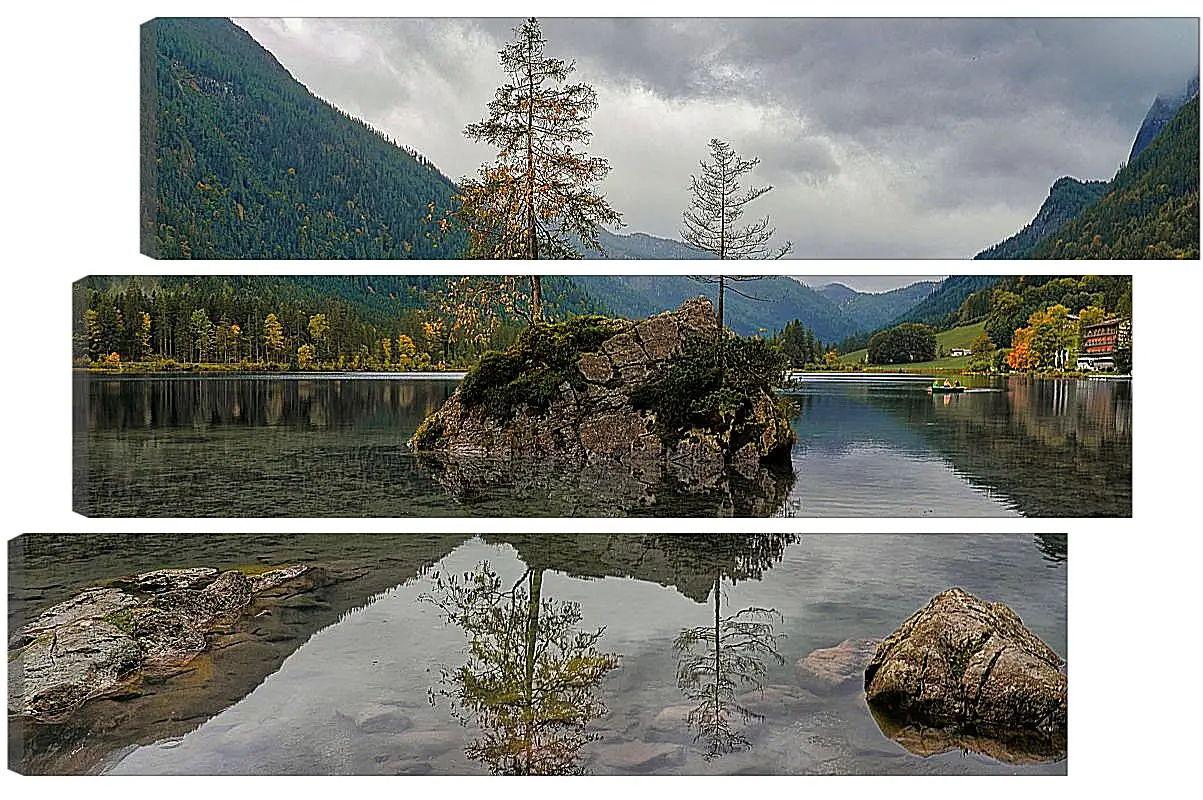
[1029, 95, 1199, 259]
[141, 18, 464, 259]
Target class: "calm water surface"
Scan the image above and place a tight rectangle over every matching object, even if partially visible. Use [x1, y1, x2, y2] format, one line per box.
[73, 373, 1130, 517]
[9, 533, 1067, 775]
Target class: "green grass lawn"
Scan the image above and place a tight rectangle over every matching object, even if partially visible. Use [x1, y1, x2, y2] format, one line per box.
[840, 321, 987, 372]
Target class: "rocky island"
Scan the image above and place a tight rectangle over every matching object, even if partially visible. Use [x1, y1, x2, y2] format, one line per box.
[409, 297, 797, 497]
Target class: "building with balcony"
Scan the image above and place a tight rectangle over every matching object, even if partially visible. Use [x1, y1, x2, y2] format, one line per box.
[1077, 317, 1127, 371]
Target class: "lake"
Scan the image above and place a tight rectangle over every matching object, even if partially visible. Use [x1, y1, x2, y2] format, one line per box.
[8, 532, 1068, 776]
[73, 372, 1130, 517]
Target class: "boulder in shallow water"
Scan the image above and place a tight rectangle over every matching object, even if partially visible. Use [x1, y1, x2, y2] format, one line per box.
[864, 587, 1066, 752]
[8, 564, 313, 723]
[19, 588, 141, 640]
[130, 567, 218, 592]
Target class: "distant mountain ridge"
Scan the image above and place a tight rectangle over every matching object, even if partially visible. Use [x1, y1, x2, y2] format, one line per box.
[815, 281, 939, 332]
[589, 230, 714, 259]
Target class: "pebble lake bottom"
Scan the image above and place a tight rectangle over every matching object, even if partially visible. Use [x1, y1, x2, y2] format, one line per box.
[9, 533, 1067, 775]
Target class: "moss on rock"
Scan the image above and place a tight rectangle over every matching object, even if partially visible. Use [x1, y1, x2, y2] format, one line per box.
[457, 315, 633, 421]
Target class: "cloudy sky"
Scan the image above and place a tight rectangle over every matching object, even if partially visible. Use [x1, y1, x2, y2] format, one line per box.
[234, 17, 1198, 260]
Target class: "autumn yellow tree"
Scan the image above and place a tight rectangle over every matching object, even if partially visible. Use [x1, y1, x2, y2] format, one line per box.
[1007, 304, 1078, 371]
[136, 312, 153, 362]
[264, 313, 284, 364]
[381, 336, 393, 368]
[1006, 326, 1036, 370]
[456, 17, 622, 322]
[308, 313, 330, 362]
[1077, 305, 1108, 328]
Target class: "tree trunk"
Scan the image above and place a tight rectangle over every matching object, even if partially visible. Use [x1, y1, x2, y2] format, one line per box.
[530, 276, 543, 323]
[525, 31, 538, 262]
[524, 568, 544, 774]
[718, 277, 727, 382]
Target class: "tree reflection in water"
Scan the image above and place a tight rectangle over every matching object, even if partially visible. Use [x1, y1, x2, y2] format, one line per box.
[421, 562, 621, 775]
[666, 534, 792, 760]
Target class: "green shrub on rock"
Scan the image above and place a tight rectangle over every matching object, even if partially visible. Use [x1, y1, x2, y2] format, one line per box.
[631, 335, 792, 456]
[458, 315, 634, 420]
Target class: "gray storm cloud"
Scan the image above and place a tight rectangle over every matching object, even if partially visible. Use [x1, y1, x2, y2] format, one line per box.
[235, 17, 1198, 258]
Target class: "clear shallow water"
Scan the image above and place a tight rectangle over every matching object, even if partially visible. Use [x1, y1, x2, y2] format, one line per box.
[73, 373, 1130, 517]
[8, 533, 1068, 776]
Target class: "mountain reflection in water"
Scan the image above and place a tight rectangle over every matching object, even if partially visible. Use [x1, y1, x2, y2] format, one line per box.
[9, 533, 1066, 775]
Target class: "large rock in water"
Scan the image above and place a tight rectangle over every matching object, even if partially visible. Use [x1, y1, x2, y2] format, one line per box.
[8, 566, 316, 721]
[409, 297, 795, 488]
[863, 588, 1066, 758]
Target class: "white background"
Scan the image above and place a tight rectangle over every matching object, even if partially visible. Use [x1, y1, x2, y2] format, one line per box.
[2, 0, 1199, 794]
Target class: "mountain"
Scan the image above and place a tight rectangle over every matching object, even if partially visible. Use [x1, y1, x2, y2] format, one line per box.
[815, 281, 939, 333]
[975, 177, 1108, 259]
[141, 18, 464, 259]
[1128, 75, 1199, 162]
[975, 85, 1199, 260]
[889, 276, 1002, 330]
[588, 230, 714, 259]
[814, 283, 859, 306]
[1029, 95, 1199, 259]
[572, 275, 859, 343]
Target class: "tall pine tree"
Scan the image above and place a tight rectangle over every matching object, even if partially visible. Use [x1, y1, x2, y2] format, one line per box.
[455, 18, 622, 322]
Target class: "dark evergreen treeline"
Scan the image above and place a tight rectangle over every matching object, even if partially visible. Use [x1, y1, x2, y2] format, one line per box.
[141, 18, 466, 259]
[73, 275, 607, 368]
[888, 276, 1002, 332]
[978, 94, 1199, 260]
[771, 320, 830, 368]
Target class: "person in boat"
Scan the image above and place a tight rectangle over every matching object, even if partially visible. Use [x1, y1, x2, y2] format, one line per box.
[943, 379, 953, 389]
[954, 380, 962, 388]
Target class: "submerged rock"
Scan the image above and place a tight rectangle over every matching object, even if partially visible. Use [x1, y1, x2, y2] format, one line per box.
[595, 740, 686, 772]
[736, 684, 822, 717]
[863, 588, 1066, 757]
[797, 638, 880, 691]
[337, 703, 414, 735]
[410, 298, 796, 491]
